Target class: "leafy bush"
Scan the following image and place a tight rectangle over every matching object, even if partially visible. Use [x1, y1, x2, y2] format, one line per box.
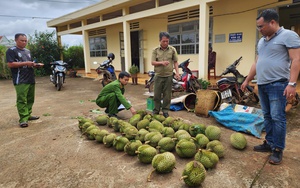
[0, 45, 11, 79]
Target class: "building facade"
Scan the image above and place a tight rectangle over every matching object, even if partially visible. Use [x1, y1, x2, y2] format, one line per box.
[47, 0, 300, 78]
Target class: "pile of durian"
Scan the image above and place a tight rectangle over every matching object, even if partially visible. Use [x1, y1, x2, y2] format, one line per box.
[78, 110, 247, 187]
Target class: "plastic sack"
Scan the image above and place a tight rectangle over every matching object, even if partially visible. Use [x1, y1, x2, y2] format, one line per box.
[208, 104, 264, 138]
[170, 102, 184, 111]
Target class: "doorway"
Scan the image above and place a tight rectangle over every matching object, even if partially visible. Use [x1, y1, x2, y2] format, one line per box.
[131, 31, 140, 70]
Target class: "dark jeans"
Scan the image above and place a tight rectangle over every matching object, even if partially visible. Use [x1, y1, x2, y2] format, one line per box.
[258, 81, 287, 150]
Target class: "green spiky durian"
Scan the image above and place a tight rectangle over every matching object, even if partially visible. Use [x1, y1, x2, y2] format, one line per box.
[129, 113, 142, 127]
[194, 134, 210, 149]
[161, 127, 175, 138]
[136, 144, 157, 164]
[206, 140, 225, 158]
[174, 130, 191, 141]
[181, 161, 206, 187]
[194, 149, 219, 169]
[205, 125, 221, 141]
[103, 133, 117, 147]
[152, 114, 166, 122]
[157, 137, 176, 153]
[230, 132, 247, 150]
[78, 118, 94, 131]
[95, 129, 109, 143]
[175, 139, 197, 158]
[148, 120, 164, 133]
[149, 152, 176, 179]
[135, 128, 149, 142]
[162, 116, 176, 127]
[137, 119, 150, 130]
[113, 136, 130, 151]
[95, 114, 109, 126]
[124, 140, 143, 156]
[86, 127, 100, 140]
[189, 123, 206, 137]
[144, 132, 163, 147]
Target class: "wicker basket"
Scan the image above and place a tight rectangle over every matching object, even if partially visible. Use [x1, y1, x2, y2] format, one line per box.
[194, 90, 221, 117]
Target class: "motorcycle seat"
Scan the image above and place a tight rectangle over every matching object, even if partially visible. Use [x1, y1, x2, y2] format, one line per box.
[217, 77, 237, 84]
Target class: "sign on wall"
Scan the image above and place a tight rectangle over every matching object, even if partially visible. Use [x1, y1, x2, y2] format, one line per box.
[229, 32, 243, 43]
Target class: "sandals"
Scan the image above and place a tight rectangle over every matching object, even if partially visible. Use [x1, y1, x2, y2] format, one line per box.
[19, 122, 28, 128]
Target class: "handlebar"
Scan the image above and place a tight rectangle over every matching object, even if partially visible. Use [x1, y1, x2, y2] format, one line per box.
[219, 56, 243, 76]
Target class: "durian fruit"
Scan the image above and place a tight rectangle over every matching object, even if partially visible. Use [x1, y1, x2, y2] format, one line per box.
[135, 128, 149, 142]
[128, 113, 142, 127]
[124, 140, 143, 156]
[113, 136, 130, 151]
[143, 114, 153, 121]
[189, 123, 206, 137]
[162, 116, 176, 127]
[174, 130, 191, 141]
[152, 114, 166, 122]
[78, 117, 94, 131]
[180, 161, 206, 187]
[171, 119, 185, 131]
[178, 122, 190, 132]
[111, 119, 121, 132]
[86, 127, 101, 140]
[107, 116, 118, 128]
[230, 132, 247, 150]
[205, 125, 221, 141]
[147, 152, 176, 182]
[137, 119, 150, 130]
[148, 120, 164, 133]
[136, 109, 148, 119]
[194, 149, 219, 169]
[136, 144, 157, 164]
[81, 122, 94, 133]
[144, 132, 163, 147]
[83, 124, 98, 136]
[95, 129, 109, 143]
[119, 120, 134, 133]
[157, 137, 176, 153]
[122, 126, 138, 140]
[95, 114, 109, 126]
[103, 133, 117, 147]
[206, 140, 225, 158]
[161, 127, 175, 138]
[194, 134, 210, 149]
[175, 139, 197, 158]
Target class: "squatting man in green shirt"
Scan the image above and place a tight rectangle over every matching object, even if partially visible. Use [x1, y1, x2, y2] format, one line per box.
[96, 71, 136, 118]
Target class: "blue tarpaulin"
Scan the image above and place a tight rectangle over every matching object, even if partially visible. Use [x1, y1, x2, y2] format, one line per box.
[208, 105, 264, 138]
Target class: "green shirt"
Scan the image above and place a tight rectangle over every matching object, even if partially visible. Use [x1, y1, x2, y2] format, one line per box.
[98, 80, 132, 110]
[151, 45, 178, 77]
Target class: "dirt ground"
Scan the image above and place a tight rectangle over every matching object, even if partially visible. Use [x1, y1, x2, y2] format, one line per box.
[0, 76, 300, 188]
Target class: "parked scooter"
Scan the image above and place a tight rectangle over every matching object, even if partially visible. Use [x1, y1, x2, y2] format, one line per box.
[146, 59, 201, 93]
[50, 60, 68, 91]
[96, 53, 117, 87]
[216, 56, 259, 104]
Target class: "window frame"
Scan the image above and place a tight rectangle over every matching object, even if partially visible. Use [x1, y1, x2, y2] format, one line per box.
[89, 36, 107, 57]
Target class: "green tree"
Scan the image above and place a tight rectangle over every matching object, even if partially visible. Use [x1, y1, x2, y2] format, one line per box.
[63, 45, 85, 69]
[27, 30, 63, 75]
[0, 45, 11, 79]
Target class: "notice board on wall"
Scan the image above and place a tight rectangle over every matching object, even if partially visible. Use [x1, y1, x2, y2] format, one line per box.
[229, 32, 243, 43]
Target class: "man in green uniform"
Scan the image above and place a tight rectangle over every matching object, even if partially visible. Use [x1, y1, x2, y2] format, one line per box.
[6, 33, 44, 128]
[96, 71, 136, 117]
[151, 31, 180, 118]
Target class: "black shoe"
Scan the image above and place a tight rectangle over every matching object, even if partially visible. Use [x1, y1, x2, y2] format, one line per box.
[152, 111, 159, 115]
[28, 116, 39, 120]
[163, 112, 169, 118]
[269, 148, 283, 165]
[19, 122, 28, 128]
[108, 114, 118, 118]
[105, 108, 109, 114]
[253, 140, 272, 152]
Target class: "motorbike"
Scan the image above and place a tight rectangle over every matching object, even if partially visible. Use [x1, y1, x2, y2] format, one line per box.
[146, 58, 202, 93]
[50, 60, 68, 91]
[96, 53, 117, 87]
[216, 56, 259, 105]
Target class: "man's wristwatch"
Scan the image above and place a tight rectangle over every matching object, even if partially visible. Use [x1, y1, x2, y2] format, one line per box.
[288, 82, 297, 87]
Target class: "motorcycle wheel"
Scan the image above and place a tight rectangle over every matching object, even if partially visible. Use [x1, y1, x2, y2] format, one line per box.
[149, 81, 154, 93]
[57, 75, 63, 91]
[102, 71, 112, 87]
[188, 79, 201, 93]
